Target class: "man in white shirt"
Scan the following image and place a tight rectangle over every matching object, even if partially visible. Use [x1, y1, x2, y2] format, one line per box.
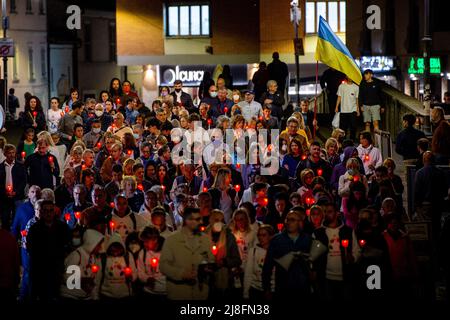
[335, 77, 360, 141]
[238, 90, 262, 122]
[356, 131, 382, 177]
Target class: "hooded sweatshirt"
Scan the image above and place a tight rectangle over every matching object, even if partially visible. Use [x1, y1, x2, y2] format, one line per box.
[137, 243, 167, 295]
[111, 208, 149, 243]
[60, 229, 104, 300]
[100, 232, 137, 298]
[331, 146, 365, 190]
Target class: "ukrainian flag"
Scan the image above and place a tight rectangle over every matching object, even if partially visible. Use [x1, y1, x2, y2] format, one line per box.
[315, 16, 362, 85]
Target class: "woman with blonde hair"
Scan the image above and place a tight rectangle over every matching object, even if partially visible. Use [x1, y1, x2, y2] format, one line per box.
[210, 167, 239, 224]
[121, 175, 144, 212]
[206, 209, 242, 298]
[38, 131, 66, 176]
[64, 145, 83, 170]
[123, 158, 135, 176]
[292, 111, 311, 143]
[324, 137, 340, 167]
[297, 168, 315, 200]
[229, 208, 257, 268]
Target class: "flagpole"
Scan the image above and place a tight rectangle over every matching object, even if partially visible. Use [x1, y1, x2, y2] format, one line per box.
[313, 61, 318, 139]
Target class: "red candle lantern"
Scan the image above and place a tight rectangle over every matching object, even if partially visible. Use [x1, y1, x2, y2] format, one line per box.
[236, 163, 241, 169]
[224, 107, 228, 114]
[32, 111, 37, 118]
[200, 226, 206, 232]
[21, 151, 26, 160]
[301, 155, 307, 161]
[127, 150, 132, 156]
[48, 156, 54, 164]
[341, 239, 349, 248]
[203, 187, 208, 193]
[234, 184, 241, 192]
[364, 154, 370, 161]
[137, 184, 144, 191]
[207, 119, 212, 126]
[359, 239, 366, 248]
[64, 213, 71, 223]
[6, 184, 13, 194]
[96, 142, 102, 149]
[211, 245, 218, 256]
[124, 266, 132, 277]
[91, 264, 99, 274]
[81, 164, 86, 170]
[110, 202, 115, 208]
[150, 257, 159, 270]
[259, 116, 263, 121]
[161, 185, 166, 191]
[267, 144, 272, 152]
[263, 198, 269, 206]
[21, 230, 28, 237]
[116, 98, 121, 105]
[74, 211, 81, 220]
[109, 220, 116, 231]
[317, 168, 323, 176]
[65, 106, 69, 113]
[353, 175, 360, 182]
[277, 223, 283, 232]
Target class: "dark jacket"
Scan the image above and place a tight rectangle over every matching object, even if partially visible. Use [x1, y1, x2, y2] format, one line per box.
[27, 219, 71, 301]
[0, 161, 27, 201]
[262, 231, 312, 297]
[55, 184, 74, 212]
[295, 156, 332, 184]
[210, 98, 234, 119]
[21, 110, 46, 134]
[359, 79, 382, 106]
[395, 126, 426, 160]
[0, 229, 20, 292]
[259, 91, 285, 120]
[24, 152, 60, 190]
[267, 59, 289, 92]
[170, 91, 194, 112]
[208, 187, 238, 213]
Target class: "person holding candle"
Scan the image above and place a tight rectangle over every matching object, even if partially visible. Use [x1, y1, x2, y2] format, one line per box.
[243, 224, 275, 300]
[262, 209, 312, 301]
[120, 176, 144, 213]
[21, 96, 46, 135]
[61, 184, 92, 230]
[295, 141, 332, 187]
[16, 128, 36, 161]
[230, 208, 257, 269]
[160, 207, 215, 300]
[356, 131, 383, 178]
[62, 87, 79, 111]
[0, 144, 27, 230]
[110, 194, 147, 243]
[282, 138, 304, 178]
[208, 167, 240, 224]
[312, 202, 360, 300]
[24, 138, 60, 190]
[263, 192, 290, 233]
[83, 118, 104, 151]
[205, 209, 242, 299]
[100, 143, 127, 184]
[137, 226, 167, 299]
[60, 229, 104, 300]
[81, 185, 112, 234]
[338, 158, 368, 208]
[99, 232, 137, 300]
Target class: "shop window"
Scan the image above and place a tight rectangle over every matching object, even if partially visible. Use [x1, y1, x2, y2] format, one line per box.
[166, 3, 210, 37]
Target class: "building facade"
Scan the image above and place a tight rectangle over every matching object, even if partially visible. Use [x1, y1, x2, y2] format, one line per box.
[1, 0, 48, 112]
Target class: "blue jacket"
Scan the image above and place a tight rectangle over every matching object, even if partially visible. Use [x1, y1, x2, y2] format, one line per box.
[11, 201, 35, 239]
[281, 154, 301, 178]
[209, 99, 234, 119]
[61, 202, 92, 230]
[262, 231, 312, 295]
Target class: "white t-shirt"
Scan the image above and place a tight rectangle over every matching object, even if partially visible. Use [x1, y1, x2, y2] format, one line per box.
[337, 83, 359, 113]
[47, 109, 63, 133]
[325, 227, 344, 281]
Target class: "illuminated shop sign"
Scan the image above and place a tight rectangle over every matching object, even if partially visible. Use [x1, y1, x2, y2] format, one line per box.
[355, 56, 395, 72]
[408, 57, 441, 75]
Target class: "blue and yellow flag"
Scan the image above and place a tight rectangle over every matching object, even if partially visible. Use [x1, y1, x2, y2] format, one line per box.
[315, 16, 362, 84]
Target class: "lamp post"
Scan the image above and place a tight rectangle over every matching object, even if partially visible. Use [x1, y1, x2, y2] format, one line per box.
[1, 0, 8, 115]
[422, 0, 432, 135]
[290, 0, 301, 105]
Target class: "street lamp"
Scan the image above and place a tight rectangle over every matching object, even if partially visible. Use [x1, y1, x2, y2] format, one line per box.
[290, 0, 301, 105]
[1, 0, 8, 115]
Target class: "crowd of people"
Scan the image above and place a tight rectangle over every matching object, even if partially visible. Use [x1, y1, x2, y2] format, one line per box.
[0, 58, 449, 303]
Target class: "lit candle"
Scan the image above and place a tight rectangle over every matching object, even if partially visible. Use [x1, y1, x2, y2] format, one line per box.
[224, 107, 228, 114]
[81, 164, 86, 170]
[301, 155, 307, 161]
[150, 257, 159, 272]
[277, 223, 283, 232]
[200, 226, 206, 232]
[234, 184, 241, 192]
[259, 116, 263, 121]
[116, 98, 121, 105]
[6, 184, 13, 194]
[74, 211, 81, 223]
[317, 168, 323, 176]
[109, 220, 115, 232]
[207, 118, 212, 129]
[32, 111, 37, 118]
[211, 245, 218, 256]
[64, 213, 71, 224]
[21, 151, 26, 160]
[353, 175, 360, 182]
[91, 264, 99, 274]
[236, 163, 241, 169]
[267, 145, 272, 152]
[263, 198, 269, 206]
[127, 150, 132, 156]
[21, 230, 27, 237]
[65, 106, 69, 113]
[203, 187, 208, 193]
[124, 266, 132, 278]
[161, 185, 166, 191]
[96, 142, 102, 149]
[364, 154, 370, 162]
[48, 156, 54, 164]
[137, 184, 144, 191]
[359, 239, 366, 248]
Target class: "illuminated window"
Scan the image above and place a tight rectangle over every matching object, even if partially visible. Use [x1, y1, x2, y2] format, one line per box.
[165, 3, 210, 37]
[305, 1, 346, 34]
